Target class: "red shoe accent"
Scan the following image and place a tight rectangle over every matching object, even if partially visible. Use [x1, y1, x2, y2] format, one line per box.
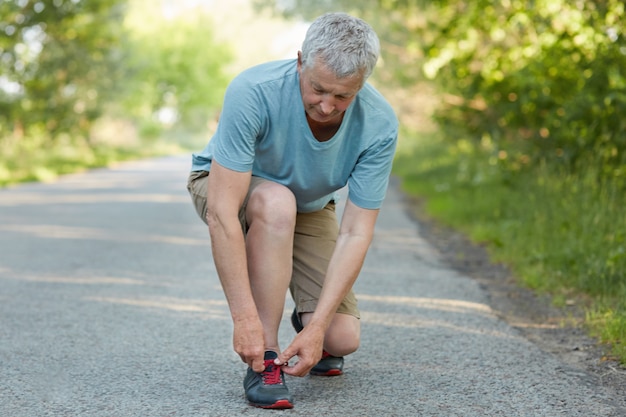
[258, 399, 294, 409]
[316, 368, 343, 377]
[261, 359, 283, 385]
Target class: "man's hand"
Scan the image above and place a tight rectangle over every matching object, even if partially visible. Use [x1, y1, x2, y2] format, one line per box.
[275, 324, 325, 377]
[233, 316, 266, 373]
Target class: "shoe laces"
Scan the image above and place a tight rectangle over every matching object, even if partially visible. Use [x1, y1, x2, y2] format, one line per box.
[262, 359, 284, 385]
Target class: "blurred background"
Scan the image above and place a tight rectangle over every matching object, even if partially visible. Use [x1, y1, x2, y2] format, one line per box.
[1, 0, 625, 363]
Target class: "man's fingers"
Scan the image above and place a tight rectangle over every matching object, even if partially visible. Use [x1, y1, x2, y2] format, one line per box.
[276, 348, 321, 377]
[281, 360, 312, 377]
[275, 347, 296, 367]
[250, 355, 266, 373]
[237, 347, 266, 373]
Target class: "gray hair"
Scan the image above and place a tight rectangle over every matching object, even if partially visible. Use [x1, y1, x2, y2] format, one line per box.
[300, 12, 380, 80]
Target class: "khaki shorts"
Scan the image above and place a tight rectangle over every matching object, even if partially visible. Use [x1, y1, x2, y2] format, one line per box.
[187, 171, 359, 318]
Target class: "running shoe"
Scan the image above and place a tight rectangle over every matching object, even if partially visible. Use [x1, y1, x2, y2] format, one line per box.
[243, 351, 293, 409]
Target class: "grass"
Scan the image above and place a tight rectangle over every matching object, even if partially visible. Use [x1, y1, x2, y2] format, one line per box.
[393, 129, 626, 363]
[0, 129, 205, 188]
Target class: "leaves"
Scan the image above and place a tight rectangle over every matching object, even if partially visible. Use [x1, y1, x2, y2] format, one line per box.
[119, 2, 232, 132]
[0, 0, 233, 144]
[418, 0, 626, 173]
[0, 0, 126, 141]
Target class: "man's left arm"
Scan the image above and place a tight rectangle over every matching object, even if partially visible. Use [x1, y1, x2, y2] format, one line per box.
[278, 199, 379, 375]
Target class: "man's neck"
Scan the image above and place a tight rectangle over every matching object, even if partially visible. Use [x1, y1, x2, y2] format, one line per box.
[306, 113, 344, 142]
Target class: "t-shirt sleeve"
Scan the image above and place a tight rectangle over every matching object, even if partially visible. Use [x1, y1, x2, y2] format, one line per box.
[211, 76, 264, 172]
[347, 128, 398, 210]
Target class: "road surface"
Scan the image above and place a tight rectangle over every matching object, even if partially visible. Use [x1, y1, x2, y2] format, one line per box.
[0, 155, 623, 416]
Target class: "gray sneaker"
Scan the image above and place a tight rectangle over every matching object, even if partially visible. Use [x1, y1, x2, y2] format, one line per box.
[243, 351, 293, 409]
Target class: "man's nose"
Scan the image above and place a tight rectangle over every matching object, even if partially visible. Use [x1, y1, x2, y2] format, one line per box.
[320, 98, 335, 115]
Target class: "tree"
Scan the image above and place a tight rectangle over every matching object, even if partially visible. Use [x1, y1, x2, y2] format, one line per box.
[0, 0, 126, 142]
[120, 0, 232, 134]
[417, 0, 626, 171]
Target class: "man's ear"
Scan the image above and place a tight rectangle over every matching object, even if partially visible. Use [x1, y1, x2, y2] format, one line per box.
[297, 51, 303, 70]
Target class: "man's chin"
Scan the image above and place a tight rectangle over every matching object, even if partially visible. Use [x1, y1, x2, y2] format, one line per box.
[308, 111, 339, 124]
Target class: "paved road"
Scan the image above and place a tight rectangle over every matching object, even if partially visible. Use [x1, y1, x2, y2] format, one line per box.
[0, 155, 623, 417]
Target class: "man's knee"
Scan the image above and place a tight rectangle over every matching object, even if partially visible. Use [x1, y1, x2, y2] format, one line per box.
[246, 182, 297, 230]
[324, 314, 361, 357]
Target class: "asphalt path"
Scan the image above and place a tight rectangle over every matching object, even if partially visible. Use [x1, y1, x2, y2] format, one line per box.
[0, 155, 623, 417]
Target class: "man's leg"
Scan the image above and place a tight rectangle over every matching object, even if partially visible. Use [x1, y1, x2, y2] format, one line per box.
[189, 172, 295, 408]
[300, 311, 360, 357]
[189, 172, 296, 350]
[243, 180, 297, 408]
[245, 180, 297, 353]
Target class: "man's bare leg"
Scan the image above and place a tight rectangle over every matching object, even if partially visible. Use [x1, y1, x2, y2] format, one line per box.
[300, 312, 360, 357]
[245, 182, 297, 353]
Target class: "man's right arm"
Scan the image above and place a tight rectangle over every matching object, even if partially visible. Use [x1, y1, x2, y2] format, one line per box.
[205, 161, 265, 373]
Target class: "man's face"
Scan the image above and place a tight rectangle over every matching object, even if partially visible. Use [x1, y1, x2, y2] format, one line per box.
[297, 52, 363, 125]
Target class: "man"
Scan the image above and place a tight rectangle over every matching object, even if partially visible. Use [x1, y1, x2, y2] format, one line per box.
[187, 12, 398, 409]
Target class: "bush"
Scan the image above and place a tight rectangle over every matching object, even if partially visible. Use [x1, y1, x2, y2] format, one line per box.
[420, 0, 626, 177]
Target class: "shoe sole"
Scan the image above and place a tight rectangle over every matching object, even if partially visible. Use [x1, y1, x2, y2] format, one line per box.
[250, 399, 294, 409]
[310, 369, 343, 377]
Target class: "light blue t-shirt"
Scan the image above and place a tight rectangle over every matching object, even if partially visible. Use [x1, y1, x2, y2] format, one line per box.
[191, 59, 398, 213]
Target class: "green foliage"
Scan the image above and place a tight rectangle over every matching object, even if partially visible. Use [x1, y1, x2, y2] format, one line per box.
[0, 0, 234, 185]
[120, 1, 232, 132]
[0, 0, 126, 140]
[588, 303, 626, 363]
[417, 0, 626, 174]
[395, 131, 626, 363]
[0, 132, 185, 187]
